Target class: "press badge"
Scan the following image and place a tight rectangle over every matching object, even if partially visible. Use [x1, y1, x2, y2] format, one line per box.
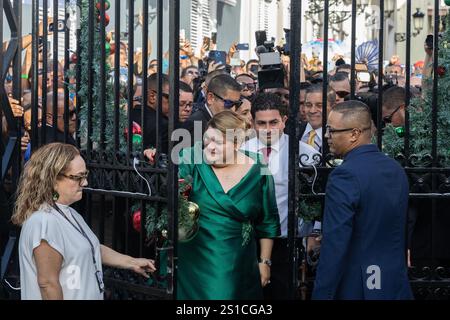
[95, 270, 105, 293]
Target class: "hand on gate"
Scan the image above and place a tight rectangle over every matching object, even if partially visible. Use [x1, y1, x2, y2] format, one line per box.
[128, 258, 157, 278]
[21, 131, 30, 153]
[306, 235, 322, 254]
[144, 148, 157, 165]
[9, 96, 24, 118]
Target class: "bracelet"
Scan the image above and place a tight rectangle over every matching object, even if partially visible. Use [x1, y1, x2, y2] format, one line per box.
[21, 74, 29, 79]
[258, 258, 272, 267]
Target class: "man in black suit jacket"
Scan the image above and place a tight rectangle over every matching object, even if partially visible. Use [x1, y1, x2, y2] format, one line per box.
[131, 73, 170, 154]
[182, 74, 242, 146]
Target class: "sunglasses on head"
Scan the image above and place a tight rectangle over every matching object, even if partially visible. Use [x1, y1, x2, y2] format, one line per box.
[212, 92, 243, 109]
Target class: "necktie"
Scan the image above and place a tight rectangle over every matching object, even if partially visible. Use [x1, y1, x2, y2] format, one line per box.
[261, 147, 272, 164]
[308, 130, 317, 147]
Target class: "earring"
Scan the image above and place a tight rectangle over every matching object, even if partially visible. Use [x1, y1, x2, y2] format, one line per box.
[52, 191, 59, 202]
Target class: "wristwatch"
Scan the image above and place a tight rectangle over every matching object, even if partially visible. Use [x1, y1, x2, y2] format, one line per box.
[258, 258, 272, 267]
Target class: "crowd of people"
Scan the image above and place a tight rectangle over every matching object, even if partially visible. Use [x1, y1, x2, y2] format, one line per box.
[1, 17, 438, 300]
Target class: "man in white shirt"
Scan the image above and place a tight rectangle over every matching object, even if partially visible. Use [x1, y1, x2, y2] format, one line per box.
[242, 92, 319, 300]
[300, 83, 335, 153]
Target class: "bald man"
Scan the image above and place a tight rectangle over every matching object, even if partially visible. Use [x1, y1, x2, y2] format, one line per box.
[44, 91, 77, 145]
[313, 101, 412, 300]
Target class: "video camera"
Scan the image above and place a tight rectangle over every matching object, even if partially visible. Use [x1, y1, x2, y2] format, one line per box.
[255, 30, 285, 90]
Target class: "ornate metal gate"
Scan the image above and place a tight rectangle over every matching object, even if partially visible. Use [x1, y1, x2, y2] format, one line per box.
[2, 0, 450, 301]
[290, 0, 450, 300]
[1, 0, 181, 300]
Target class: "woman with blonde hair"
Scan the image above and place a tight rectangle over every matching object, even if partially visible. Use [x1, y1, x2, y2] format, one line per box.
[12, 143, 156, 300]
[177, 110, 280, 300]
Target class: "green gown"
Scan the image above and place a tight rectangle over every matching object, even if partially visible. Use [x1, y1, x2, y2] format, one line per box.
[177, 144, 281, 300]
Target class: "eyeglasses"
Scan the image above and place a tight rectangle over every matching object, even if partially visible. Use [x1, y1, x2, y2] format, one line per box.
[180, 101, 193, 109]
[335, 91, 350, 99]
[212, 92, 243, 109]
[238, 82, 256, 91]
[274, 92, 290, 100]
[383, 105, 402, 124]
[325, 125, 371, 136]
[59, 171, 89, 186]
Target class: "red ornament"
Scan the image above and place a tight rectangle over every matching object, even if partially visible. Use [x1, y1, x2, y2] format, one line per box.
[437, 66, 446, 77]
[124, 121, 142, 138]
[132, 210, 141, 233]
[70, 53, 77, 64]
[179, 178, 192, 199]
[95, 0, 111, 11]
[97, 13, 110, 26]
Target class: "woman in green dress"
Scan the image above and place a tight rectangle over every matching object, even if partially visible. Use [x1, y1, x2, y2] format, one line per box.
[177, 110, 281, 300]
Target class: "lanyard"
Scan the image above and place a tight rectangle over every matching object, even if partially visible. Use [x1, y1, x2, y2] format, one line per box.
[53, 204, 104, 293]
[52, 204, 98, 267]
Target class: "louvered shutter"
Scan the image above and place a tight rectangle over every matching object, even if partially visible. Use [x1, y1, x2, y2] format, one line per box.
[190, 0, 211, 51]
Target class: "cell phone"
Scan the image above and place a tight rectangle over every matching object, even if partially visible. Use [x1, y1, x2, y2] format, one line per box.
[48, 19, 66, 32]
[203, 36, 211, 51]
[208, 50, 227, 66]
[255, 30, 267, 47]
[250, 64, 259, 75]
[425, 35, 433, 50]
[211, 32, 217, 45]
[180, 29, 186, 45]
[357, 71, 371, 83]
[236, 43, 249, 51]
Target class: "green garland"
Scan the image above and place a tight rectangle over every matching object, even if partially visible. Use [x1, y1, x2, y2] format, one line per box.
[383, 14, 450, 166]
[131, 176, 198, 242]
[78, 0, 128, 153]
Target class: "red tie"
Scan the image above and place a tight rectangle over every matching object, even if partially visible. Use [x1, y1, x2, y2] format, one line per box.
[262, 147, 272, 163]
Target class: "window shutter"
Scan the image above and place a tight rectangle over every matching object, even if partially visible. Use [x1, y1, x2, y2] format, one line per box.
[190, 0, 211, 51]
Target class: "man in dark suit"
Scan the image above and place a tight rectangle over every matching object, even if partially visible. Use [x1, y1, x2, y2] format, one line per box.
[131, 73, 169, 154]
[312, 100, 412, 300]
[182, 74, 242, 146]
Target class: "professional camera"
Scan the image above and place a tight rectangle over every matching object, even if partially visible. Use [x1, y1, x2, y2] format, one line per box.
[255, 30, 285, 90]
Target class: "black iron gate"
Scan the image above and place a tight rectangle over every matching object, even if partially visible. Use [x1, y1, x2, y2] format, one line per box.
[290, 0, 450, 300]
[1, 0, 450, 300]
[1, 0, 181, 300]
